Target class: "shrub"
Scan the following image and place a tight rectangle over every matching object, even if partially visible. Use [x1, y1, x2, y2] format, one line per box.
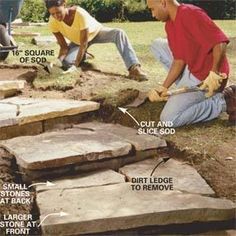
[68, 0, 123, 22]
[125, 0, 152, 22]
[19, 0, 236, 22]
[20, 0, 46, 22]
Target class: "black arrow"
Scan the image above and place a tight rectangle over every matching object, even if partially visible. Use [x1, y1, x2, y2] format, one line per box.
[150, 157, 170, 176]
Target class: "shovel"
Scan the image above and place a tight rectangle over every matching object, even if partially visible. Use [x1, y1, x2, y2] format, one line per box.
[126, 85, 204, 108]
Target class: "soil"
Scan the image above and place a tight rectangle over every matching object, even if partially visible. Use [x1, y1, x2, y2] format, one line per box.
[0, 148, 38, 235]
[167, 140, 236, 202]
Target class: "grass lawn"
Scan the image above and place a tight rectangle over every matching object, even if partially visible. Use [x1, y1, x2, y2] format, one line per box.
[9, 20, 236, 88]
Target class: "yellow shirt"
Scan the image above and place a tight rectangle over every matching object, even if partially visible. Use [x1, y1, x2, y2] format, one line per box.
[48, 6, 102, 44]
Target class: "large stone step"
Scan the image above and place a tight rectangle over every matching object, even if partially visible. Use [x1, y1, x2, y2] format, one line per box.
[0, 97, 100, 140]
[36, 169, 235, 236]
[0, 122, 166, 180]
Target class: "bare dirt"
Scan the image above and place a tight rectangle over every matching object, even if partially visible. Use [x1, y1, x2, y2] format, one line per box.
[0, 148, 38, 235]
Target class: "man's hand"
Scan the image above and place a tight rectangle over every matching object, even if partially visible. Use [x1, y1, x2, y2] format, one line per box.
[148, 85, 168, 102]
[200, 71, 227, 97]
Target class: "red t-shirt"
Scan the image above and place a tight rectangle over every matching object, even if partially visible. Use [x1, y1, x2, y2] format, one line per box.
[165, 4, 230, 81]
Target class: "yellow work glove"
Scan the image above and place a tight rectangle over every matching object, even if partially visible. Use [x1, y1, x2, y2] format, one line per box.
[148, 85, 168, 102]
[200, 71, 227, 97]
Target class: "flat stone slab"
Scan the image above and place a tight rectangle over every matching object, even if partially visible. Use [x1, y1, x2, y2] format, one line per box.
[36, 169, 125, 193]
[0, 81, 25, 99]
[0, 81, 25, 91]
[19, 149, 157, 182]
[0, 127, 132, 170]
[0, 97, 100, 128]
[12, 32, 41, 37]
[37, 183, 235, 235]
[76, 122, 166, 150]
[32, 36, 57, 45]
[1, 122, 166, 171]
[32, 36, 69, 45]
[119, 158, 215, 196]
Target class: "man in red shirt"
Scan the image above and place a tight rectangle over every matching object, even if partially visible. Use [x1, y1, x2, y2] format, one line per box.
[147, 0, 236, 126]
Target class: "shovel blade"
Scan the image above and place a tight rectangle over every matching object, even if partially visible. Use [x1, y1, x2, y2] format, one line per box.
[126, 91, 148, 108]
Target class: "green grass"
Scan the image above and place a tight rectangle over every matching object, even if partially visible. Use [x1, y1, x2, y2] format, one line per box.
[9, 20, 236, 87]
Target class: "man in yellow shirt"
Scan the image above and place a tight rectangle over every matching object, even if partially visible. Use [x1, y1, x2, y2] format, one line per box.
[45, 0, 147, 81]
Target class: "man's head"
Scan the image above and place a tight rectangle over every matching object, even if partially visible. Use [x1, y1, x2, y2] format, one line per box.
[147, 0, 172, 22]
[45, 0, 67, 21]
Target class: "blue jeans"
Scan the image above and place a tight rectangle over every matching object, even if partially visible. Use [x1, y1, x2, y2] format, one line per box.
[62, 27, 140, 70]
[151, 38, 227, 127]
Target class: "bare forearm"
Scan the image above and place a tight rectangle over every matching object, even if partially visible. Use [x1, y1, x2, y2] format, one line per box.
[53, 33, 69, 61]
[212, 43, 227, 73]
[163, 60, 186, 88]
[75, 43, 87, 66]
[58, 47, 68, 60]
[75, 29, 89, 67]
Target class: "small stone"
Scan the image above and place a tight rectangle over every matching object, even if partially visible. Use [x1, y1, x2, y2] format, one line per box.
[36, 169, 125, 193]
[31, 36, 56, 45]
[0, 81, 25, 99]
[32, 36, 69, 45]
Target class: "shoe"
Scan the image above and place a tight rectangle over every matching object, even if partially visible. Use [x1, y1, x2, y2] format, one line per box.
[128, 64, 148, 82]
[223, 85, 236, 124]
[80, 61, 98, 71]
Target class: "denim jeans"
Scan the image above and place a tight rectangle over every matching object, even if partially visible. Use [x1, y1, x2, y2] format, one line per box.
[62, 26, 140, 70]
[151, 38, 227, 127]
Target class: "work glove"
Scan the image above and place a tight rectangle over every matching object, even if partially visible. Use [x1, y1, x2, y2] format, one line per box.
[148, 85, 169, 102]
[200, 71, 227, 97]
[62, 65, 79, 74]
[50, 58, 62, 68]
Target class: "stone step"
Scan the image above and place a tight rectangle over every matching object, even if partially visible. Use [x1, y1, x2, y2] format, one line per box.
[36, 169, 125, 193]
[0, 97, 100, 140]
[19, 149, 157, 182]
[76, 122, 166, 151]
[36, 179, 235, 235]
[0, 97, 100, 128]
[0, 122, 166, 172]
[119, 158, 215, 196]
[0, 81, 25, 99]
